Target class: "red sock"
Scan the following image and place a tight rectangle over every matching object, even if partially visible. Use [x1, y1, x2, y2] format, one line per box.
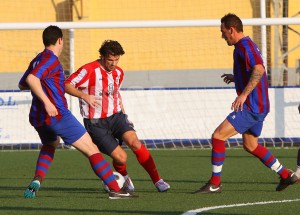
[251, 144, 289, 179]
[209, 138, 226, 186]
[113, 160, 128, 176]
[134, 144, 160, 183]
[89, 153, 120, 192]
[34, 144, 55, 181]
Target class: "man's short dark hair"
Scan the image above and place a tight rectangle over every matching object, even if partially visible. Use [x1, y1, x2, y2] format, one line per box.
[42, 25, 63, 47]
[99, 40, 125, 57]
[221, 13, 243, 33]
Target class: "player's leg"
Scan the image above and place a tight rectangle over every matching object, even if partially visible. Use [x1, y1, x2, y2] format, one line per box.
[295, 148, 300, 180]
[110, 147, 137, 192]
[193, 118, 237, 194]
[243, 131, 289, 176]
[83, 117, 134, 191]
[56, 113, 136, 199]
[24, 126, 60, 198]
[243, 132, 297, 191]
[243, 123, 297, 191]
[111, 112, 170, 192]
[122, 130, 170, 192]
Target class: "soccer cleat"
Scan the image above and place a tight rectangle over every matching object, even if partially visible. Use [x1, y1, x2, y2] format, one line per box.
[276, 171, 298, 191]
[193, 182, 222, 194]
[123, 175, 135, 192]
[108, 187, 138, 199]
[24, 180, 41, 199]
[155, 179, 170, 192]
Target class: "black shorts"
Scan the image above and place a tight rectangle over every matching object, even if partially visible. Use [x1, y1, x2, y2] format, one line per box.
[83, 112, 135, 156]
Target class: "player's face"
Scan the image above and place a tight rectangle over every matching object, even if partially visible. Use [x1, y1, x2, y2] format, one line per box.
[101, 54, 120, 72]
[220, 23, 234, 46]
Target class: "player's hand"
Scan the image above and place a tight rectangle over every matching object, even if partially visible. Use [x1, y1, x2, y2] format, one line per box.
[221, 73, 234, 84]
[231, 95, 247, 112]
[298, 104, 300, 114]
[82, 94, 101, 108]
[44, 101, 58, 117]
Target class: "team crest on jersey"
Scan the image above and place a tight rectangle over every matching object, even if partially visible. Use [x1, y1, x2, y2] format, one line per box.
[108, 83, 114, 92]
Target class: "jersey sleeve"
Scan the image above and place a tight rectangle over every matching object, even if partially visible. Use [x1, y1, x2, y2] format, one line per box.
[65, 66, 88, 88]
[18, 66, 31, 88]
[18, 56, 40, 87]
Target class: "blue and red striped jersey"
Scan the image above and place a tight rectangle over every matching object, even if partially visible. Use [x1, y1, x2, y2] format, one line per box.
[19, 49, 70, 127]
[233, 36, 270, 114]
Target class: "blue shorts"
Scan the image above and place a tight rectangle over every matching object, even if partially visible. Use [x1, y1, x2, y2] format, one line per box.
[35, 112, 86, 145]
[226, 109, 267, 137]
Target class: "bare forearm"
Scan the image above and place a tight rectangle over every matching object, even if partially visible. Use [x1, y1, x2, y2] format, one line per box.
[241, 65, 264, 97]
[65, 83, 86, 99]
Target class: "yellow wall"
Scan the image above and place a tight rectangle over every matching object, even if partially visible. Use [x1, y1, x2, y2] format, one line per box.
[73, 0, 254, 71]
[0, 0, 299, 73]
[0, 0, 68, 72]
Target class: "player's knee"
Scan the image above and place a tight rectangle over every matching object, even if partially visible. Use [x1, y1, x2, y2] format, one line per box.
[126, 139, 141, 151]
[115, 152, 127, 164]
[212, 131, 220, 140]
[49, 137, 60, 148]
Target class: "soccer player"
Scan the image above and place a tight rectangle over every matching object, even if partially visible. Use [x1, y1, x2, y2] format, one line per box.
[18, 26, 135, 199]
[64, 40, 170, 192]
[193, 13, 298, 194]
[294, 104, 300, 180]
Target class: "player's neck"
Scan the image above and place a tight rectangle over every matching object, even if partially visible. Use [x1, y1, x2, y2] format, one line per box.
[46, 46, 60, 57]
[98, 59, 112, 73]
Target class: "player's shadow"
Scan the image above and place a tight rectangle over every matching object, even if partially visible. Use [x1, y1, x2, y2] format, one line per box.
[0, 206, 179, 215]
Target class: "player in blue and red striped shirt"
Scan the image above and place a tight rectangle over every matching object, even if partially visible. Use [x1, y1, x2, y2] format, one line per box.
[193, 13, 298, 194]
[18, 25, 135, 199]
[295, 104, 300, 181]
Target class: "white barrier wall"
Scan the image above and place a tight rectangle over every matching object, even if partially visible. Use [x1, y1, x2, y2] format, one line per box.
[0, 88, 299, 144]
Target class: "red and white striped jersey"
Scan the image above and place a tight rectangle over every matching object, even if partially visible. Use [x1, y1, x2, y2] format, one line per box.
[65, 60, 124, 119]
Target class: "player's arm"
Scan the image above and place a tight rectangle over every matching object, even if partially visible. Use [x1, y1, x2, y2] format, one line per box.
[231, 64, 265, 112]
[65, 83, 101, 108]
[26, 74, 58, 116]
[298, 104, 300, 114]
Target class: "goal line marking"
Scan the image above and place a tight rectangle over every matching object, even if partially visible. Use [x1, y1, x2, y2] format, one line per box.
[181, 199, 300, 215]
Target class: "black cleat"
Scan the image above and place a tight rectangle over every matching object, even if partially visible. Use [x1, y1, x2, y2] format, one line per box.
[108, 187, 138, 199]
[193, 182, 222, 194]
[276, 171, 298, 191]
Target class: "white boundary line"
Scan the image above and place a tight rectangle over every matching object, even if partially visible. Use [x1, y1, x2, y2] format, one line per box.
[182, 199, 300, 215]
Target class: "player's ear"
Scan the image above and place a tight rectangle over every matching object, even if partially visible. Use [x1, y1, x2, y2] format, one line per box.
[57, 38, 63, 44]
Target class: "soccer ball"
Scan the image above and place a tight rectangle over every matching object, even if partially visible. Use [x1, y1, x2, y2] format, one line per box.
[102, 171, 125, 192]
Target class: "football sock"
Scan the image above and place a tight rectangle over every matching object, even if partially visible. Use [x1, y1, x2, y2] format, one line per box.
[251, 144, 289, 179]
[133, 144, 160, 183]
[113, 160, 128, 176]
[295, 149, 300, 177]
[34, 144, 55, 181]
[210, 138, 226, 186]
[89, 153, 120, 192]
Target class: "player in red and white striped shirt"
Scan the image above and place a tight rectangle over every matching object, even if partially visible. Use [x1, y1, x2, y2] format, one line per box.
[65, 40, 170, 192]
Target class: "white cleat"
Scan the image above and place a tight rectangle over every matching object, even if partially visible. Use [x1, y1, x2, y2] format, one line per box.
[155, 179, 170, 192]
